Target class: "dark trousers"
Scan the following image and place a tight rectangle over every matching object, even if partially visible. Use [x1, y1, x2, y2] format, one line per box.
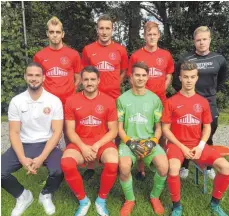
[1, 142, 63, 198]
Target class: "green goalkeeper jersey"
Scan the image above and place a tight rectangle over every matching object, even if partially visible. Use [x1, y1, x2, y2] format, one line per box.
[117, 89, 162, 142]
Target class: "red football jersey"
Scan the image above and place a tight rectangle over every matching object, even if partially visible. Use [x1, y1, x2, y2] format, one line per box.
[81, 41, 128, 99]
[161, 92, 212, 148]
[64, 91, 117, 145]
[128, 48, 174, 98]
[34, 46, 81, 104]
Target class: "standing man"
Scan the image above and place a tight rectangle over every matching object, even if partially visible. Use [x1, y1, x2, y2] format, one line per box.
[172, 26, 228, 179]
[118, 62, 168, 216]
[34, 16, 81, 105]
[81, 14, 128, 178]
[162, 61, 229, 216]
[1, 62, 64, 216]
[61, 66, 119, 216]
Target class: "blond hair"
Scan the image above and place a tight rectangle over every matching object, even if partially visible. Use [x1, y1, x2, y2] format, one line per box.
[144, 21, 159, 34]
[193, 26, 211, 38]
[47, 16, 63, 30]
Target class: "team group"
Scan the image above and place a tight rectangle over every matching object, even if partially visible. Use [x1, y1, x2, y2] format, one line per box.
[1, 14, 229, 216]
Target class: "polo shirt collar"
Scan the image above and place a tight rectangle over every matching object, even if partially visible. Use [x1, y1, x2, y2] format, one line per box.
[25, 88, 46, 103]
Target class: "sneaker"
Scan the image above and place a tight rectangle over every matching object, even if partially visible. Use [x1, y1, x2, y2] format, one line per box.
[171, 205, 182, 216]
[180, 167, 189, 179]
[39, 193, 55, 215]
[83, 169, 95, 181]
[120, 200, 135, 216]
[75, 196, 91, 216]
[210, 202, 228, 216]
[11, 189, 33, 216]
[150, 198, 164, 215]
[207, 169, 216, 180]
[95, 197, 109, 216]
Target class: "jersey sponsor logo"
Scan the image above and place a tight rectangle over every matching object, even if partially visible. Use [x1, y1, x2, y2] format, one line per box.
[177, 114, 200, 126]
[96, 61, 115, 72]
[109, 52, 116, 60]
[193, 104, 203, 113]
[149, 67, 163, 77]
[80, 115, 102, 126]
[60, 56, 70, 65]
[128, 113, 148, 124]
[156, 57, 164, 66]
[46, 67, 68, 77]
[95, 105, 104, 114]
[43, 107, 51, 115]
[195, 62, 213, 70]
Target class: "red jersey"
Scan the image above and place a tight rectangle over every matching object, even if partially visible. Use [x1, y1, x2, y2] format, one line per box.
[128, 47, 174, 98]
[34, 46, 81, 104]
[64, 91, 117, 145]
[81, 41, 128, 99]
[161, 92, 212, 148]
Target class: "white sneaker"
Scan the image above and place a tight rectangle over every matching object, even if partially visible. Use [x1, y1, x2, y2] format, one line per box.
[180, 167, 189, 179]
[207, 169, 216, 180]
[11, 189, 33, 216]
[39, 193, 55, 215]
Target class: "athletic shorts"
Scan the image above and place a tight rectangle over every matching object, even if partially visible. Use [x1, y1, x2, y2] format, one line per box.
[118, 143, 166, 171]
[166, 143, 221, 167]
[65, 142, 117, 162]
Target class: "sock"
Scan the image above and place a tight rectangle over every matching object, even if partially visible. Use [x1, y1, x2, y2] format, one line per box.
[211, 196, 220, 205]
[212, 173, 229, 199]
[98, 163, 118, 199]
[61, 157, 86, 200]
[167, 174, 181, 202]
[173, 201, 181, 209]
[120, 175, 135, 201]
[150, 172, 167, 198]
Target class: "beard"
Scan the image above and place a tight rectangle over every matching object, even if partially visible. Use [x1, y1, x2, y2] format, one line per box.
[28, 83, 43, 91]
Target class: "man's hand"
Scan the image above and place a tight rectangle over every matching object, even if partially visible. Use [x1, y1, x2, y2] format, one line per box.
[81, 145, 96, 162]
[126, 140, 145, 158]
[91, 142, 100, 155]
[181, 145, 194, 159]
[30, 156, 45, 173]
[191, 146, 203, 160]
[20, 157, 37, 175]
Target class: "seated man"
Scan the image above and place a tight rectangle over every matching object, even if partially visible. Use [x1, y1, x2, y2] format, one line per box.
[117, 62, 168, 216]
[1, 62, 64, 216]
[61, 66, 118, 216]
[162, 61, 229, 216]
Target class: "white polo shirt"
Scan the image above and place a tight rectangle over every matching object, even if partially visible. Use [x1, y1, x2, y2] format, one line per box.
[8, 88, 63, 143]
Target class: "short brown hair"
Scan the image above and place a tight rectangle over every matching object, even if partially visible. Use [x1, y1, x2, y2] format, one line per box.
[97, 14, 113, 27]
[144, 21, 159, 34]
[25, 62, 44, 74]
[132, 62, 149, 74]
[81, 66, 100, 78]
[47, 16, 63, 30]
[193, 26, 211, 39]
[180, 61, 198, 74]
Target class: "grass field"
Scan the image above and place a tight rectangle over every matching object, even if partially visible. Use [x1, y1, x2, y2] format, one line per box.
[1, 162, 229, 216]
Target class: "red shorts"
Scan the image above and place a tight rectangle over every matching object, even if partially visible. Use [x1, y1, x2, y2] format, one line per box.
[166, 143, 221, 167]
[65, 142, 117, 162]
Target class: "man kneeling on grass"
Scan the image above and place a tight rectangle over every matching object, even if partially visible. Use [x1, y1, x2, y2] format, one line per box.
[1, 62, 64, 216]
[61, 66, 118, 216]
[162, 61, 229, 216]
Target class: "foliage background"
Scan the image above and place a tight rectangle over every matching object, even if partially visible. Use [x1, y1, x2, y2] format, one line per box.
[2, 1, 229, 112]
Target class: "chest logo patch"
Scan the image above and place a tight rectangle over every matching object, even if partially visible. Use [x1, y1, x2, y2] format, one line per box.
[96, 105, 104, 114]
[43, 107, 51, 115]
[193, 104, 203, 113]
[109, 52, 116, 60]
[60, 56, 70, 65]
[156, 57, 164, 66]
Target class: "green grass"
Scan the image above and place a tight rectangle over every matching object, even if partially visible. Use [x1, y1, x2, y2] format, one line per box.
[1, 115, 7, 122]
[218, 108, 229, 125]
[2, 163, 229, 216]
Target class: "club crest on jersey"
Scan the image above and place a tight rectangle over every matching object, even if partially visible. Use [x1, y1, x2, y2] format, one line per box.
[129, 113, 148, 124]
[80, 115, 102, 126]
[177, 114, 200, 126]
[43, 107, 51, 115]
[60, 56, 70, 65]
[156, 57, 164, 66]
[95, 105, 104, 114]
[109, 52, 116, 60]
[193, 104, 203, 113]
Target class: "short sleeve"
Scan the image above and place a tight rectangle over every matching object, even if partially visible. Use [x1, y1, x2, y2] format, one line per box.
[8, 98, 20, 121]
[72, 51, 82, 74]
[117, 97, 125, 122]
[120, 46, 128, 71]
[161, 99, 173, 123]
[52, 98, 64, 120]
[33, 53, 40, 64]
[107, 98, 118, 122]
[166, 52, 175, 74]
[64, 97, 75, 120]
[154, 97, 163, 123]
[202, 100, 213, 124]
[81, 47, 90, 67]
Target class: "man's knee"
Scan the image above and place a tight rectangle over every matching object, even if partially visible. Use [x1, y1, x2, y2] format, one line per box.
[119, 158, 132, 177]
[101, 147, 118, 163]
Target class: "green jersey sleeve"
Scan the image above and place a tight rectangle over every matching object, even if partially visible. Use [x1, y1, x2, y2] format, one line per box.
[153, 97, 163, 123]
[117, 97, 125, 122]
